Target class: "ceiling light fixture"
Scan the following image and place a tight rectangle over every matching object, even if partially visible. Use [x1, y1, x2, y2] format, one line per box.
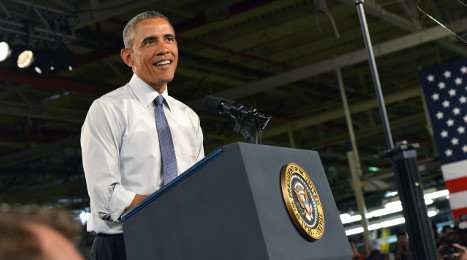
[0, 41, 11, 62]
[345, 210, 438, 236]
[17, 49, 35, 69]
[340, 189, 449, 225]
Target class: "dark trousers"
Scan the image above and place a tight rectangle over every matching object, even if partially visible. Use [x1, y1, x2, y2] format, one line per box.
[90, 233, 127, 260]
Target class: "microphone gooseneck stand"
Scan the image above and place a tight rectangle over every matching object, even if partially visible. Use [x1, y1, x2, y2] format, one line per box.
[355, 1, 437, 259]
[231, 105, 271, 144]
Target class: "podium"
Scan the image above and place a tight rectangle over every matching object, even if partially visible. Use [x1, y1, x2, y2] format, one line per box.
[122, 143, 352, 259]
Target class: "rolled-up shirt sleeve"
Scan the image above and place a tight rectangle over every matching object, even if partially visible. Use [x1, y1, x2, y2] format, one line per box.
[81, 100, 135, 222]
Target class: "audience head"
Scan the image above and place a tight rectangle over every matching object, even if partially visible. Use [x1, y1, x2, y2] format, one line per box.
[0, 205, 83, 260]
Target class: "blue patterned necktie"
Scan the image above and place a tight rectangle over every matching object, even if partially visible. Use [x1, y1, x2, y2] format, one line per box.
[154, 95, 178, 186]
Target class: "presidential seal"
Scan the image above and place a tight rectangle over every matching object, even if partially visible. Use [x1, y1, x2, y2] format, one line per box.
[280, 163, 325, 241]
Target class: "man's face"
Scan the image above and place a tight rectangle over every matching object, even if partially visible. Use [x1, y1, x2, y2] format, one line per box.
[122, 18, 178, 93]
[397, 235, 407, 246]
[444, 227, 454, 237]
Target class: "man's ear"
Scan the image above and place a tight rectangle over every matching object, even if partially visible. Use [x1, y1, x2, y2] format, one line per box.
[121, 48, 133, 67]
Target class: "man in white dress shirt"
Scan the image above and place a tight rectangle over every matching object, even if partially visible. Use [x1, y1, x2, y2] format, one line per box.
[80, 11, 204, 260]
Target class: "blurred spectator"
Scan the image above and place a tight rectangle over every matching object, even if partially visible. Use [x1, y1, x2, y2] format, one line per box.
[458, 215, 467, 247]
[438, 242, 467, 260]
[0, 205, 83, 260]
[451, 243, 467, 260]
[436, 221, 467, 260]
[393, 232, 412, 260]
[349, 239, 366, 259]
[441, 225, 455, 242]
[365, 239, 387, 260]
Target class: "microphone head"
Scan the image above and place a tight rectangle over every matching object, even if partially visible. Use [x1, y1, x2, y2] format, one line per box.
[202, 95, 224, 114]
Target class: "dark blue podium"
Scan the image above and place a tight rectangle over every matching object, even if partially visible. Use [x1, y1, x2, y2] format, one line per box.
[122, 143, 351, 259]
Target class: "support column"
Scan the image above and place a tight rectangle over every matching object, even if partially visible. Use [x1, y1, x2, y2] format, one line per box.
[336, 68, 370, 254]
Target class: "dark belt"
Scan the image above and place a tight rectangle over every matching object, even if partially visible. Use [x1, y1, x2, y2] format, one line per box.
[96, 233, 124, 237]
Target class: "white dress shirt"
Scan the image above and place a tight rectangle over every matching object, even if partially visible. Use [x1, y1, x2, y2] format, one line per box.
[81, 74, 204, 234]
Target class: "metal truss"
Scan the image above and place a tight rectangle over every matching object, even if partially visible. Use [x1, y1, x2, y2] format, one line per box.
[0, 0, 75, 43]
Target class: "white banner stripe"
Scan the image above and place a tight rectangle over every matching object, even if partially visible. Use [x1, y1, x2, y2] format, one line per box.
[441, 160, 467, 181]
[449, 190, 467, 210]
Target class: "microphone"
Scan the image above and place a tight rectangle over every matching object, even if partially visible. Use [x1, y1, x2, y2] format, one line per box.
[202, 95, 272, 144]
[202, 95, 270, 123]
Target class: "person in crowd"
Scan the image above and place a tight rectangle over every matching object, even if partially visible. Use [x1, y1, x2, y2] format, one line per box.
[458, 216, 467, 248]
[438, 242, 467, 260]
[349, 239, 366, 259]
[0, 205, 83, 260]
[436, 222, 467, 260]
[441, 225, 455, 242]
[81, 10, 204, 260]
[365, 239, 387, 260]
[393, 232, 412, 260]
[438, 225, 458, 257]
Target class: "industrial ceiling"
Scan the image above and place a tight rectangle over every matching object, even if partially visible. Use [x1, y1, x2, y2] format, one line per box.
[0, 0, 465, 237]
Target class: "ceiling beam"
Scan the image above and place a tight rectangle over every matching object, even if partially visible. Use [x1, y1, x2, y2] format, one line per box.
[338, 0, 467, 57]
[72, 0, 161, 30]
[0, 101, 86, 123]
[0, 67, 114, 96]
[263, 87, 422, 138]
[0, 135, 79, 168]
[0, 177, 87, 205]
[187, 17, 467, 110]
[337, 0, 421, 31]
[303, 113, 426, 151]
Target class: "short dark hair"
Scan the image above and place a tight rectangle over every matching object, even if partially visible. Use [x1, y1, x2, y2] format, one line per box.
[122, 11, 173, 49]
[396, 232, 407, 237]
[442, 225, 453, 233]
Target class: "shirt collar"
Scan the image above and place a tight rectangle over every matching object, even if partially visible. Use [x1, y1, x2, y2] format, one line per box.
[129, 74, 172, 109]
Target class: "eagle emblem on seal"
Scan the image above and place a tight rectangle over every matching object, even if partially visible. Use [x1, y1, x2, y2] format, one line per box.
[294, 182, 313, 221]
